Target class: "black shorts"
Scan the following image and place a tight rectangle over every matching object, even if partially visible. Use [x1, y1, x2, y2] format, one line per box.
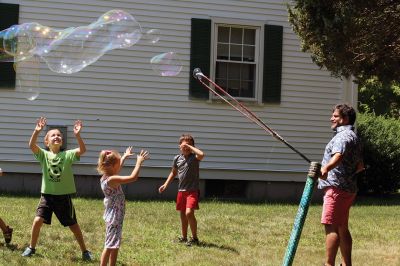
[36, 194, 77, 226]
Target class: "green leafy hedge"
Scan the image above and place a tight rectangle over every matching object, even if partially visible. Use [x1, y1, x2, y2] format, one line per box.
[357, 112, 400, 194]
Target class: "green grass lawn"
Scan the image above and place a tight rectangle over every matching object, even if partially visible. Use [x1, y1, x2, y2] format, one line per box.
[0, 194, 399, 265]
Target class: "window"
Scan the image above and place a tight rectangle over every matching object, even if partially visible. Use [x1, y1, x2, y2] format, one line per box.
[190, 18, 283, 103]
[0, 3, 19, 88]
[215, 25, 257, 99]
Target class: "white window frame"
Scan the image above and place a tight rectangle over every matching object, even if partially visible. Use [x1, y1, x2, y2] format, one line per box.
[210, 18, 264, 104]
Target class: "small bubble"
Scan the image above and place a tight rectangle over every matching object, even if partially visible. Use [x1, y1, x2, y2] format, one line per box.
[144, 29, 160, 44]
[150, 52, 183, 77]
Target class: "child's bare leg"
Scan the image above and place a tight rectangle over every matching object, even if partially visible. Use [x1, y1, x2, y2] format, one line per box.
[109, 248, 119, 266]
[100, 248, 111, 266]
[180, 210, 188, 239]
[186, 208, 197, 239]
[30, 216, 44, 248]
[69, 223, 87, 252]
[0, 218, 7, 232]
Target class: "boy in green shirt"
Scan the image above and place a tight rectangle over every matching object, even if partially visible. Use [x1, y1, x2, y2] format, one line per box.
[22, 117, 93, 261]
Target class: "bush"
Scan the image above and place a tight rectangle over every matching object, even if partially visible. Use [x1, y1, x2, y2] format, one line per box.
[356, 112, 400, 194]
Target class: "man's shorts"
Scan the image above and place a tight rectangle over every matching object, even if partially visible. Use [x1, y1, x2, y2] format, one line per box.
[176, 190, 199, 211]
[36, 194, 77, 226]
[321, 187, 356, 226]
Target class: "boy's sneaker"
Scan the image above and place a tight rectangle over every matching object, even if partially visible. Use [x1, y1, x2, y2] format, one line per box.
[22, 247, 36, 257]
[3, 226, 13, 244]
[186, 237, 199, 246]
[82, 250, 93, 261]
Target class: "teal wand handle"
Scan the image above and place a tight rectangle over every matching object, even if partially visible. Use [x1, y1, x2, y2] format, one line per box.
[282, 161, 321, 266]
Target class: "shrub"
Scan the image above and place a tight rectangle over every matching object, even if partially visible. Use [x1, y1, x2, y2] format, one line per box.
[356, 112, 400, 194]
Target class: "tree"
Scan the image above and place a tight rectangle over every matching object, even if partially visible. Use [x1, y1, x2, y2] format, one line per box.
[359, 78, 400, 118]
[288, 0, 400, 83]
[357, 113, 400, 194]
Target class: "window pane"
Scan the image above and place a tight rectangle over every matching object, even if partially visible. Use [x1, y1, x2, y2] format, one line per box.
[241, 81, 254, 97]
[227, 80, 240, 97]
[230, 27, 242, 44]
[244, 29, 255, 45]
[243, 45, 255, 62]
[241, 64, 255, 80]
[217, 43, 229, 60]
[218, 26, 229, 43]
[228, 63, 241, 79]
[216, 78, 227, 90]
[230, 44, 242, 61]
[216, 62, 228, 79]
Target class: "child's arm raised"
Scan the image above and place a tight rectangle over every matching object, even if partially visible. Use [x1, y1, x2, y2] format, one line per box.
[120, 146, 134, 167]
[158, 167, 177, 193]
[29, 117, 46, 154]
[73, 120, 86, 156]
[107, 150, 150, 188]
[182, 143, 205, 161]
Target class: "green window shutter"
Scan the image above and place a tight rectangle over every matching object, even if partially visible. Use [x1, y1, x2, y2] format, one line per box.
[189, 18, 211, 99]
[0, 3, 19, 88]
[263, 24, 283, 103]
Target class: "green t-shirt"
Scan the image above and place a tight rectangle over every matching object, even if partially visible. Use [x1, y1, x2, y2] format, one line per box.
[34, 148, 80, 195]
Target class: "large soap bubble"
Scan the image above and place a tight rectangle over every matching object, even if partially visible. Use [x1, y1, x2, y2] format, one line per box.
[0, 9, 182, 101]
[0, 9, 142, 74]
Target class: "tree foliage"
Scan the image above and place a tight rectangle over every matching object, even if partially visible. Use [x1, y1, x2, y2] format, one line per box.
[358, 78, 400, 118]
[288, 0, 400, 82]
[357, 113, 400, 194]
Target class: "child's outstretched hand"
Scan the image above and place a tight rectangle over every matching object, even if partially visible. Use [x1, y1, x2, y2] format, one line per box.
[137, 150, 150, 164]
[73, 120, 83, 135]
[35, 117, 47, 132]
[123, 146, 134, 158]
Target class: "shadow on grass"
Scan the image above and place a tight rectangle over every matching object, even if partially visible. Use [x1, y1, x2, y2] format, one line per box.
[197, 240, 239, 254]
[0, 242, 19, 251]
[71, 256, 99, 264]
[354, 193, 400, 206]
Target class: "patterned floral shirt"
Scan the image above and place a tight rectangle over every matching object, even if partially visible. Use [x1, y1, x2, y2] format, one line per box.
[318, 125, 363, 193]
[101, 176, 126, 225]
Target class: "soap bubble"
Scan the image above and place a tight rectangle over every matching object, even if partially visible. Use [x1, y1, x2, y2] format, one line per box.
[0, 9, 142, 74]
[16, 87, 40, 101]
[150, 52, 183, 77]
[14, 57, 41, 101]
[144, 29, 160, 44]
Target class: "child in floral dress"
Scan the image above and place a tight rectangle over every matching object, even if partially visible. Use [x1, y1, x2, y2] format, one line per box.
[97, 147, 149, 266]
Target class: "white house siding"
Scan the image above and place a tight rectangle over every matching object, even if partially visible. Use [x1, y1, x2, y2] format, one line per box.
[0, 0, 353, 189]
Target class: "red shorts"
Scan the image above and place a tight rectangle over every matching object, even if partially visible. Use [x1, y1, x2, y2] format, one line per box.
[321, 187, 356, 226]
[176, 190, 199, 211]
